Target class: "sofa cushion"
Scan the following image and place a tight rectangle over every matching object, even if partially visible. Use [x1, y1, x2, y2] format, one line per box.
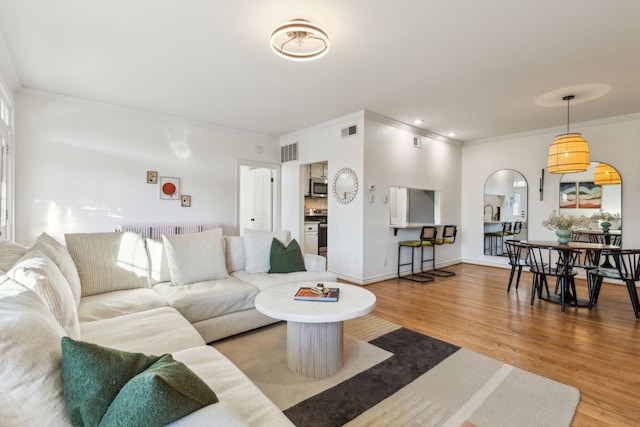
[166, 402, 249, 427]
[0, 239, 27, 274]
[268, 238, 306, 274]
[145, 237, 172, 285]
[0, 279, 70, 426]
[77, 287, 169, 323]
[61, 337, 218, 427]
[232, 270, 338, 292]
[65, 231, 149, 296]
[224, 235, 245, 273]
[80, 306, 205, 355]
[31, 232, 82, 307]
[173, 346, 294, 426]
[7, 250, 81, 338]
[162, 229, 228, 286]
[243, 229, 290, 273]
[153, 276, 257, 324]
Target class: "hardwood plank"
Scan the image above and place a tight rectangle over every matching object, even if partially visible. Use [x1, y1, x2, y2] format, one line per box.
[360, 263, 640, 426]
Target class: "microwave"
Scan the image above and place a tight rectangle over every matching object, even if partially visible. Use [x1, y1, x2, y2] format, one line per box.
[310, 177, 328, 197]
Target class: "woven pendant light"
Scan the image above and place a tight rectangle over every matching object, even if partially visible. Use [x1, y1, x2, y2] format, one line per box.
[547, 95, 590, 174]
[593, 162, 621, 185]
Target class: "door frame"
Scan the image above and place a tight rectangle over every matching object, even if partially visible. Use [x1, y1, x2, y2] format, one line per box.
[236, 159, 280, 235]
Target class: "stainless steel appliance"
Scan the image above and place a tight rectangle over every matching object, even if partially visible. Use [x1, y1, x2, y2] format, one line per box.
[309, 177, 328, 198]
[304, 209, 327, 256]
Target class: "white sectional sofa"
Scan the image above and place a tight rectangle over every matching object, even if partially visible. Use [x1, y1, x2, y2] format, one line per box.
[0, 228, 337, 426]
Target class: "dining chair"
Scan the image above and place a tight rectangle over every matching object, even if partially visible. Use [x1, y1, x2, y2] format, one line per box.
[589, 249, 640, 318]
[504, 240, 528, 292]
[527, 245, 580, 312]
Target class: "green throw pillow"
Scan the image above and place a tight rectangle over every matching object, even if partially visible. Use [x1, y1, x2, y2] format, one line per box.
[268, 238, 306, 273]
[60, 337, 218, 427]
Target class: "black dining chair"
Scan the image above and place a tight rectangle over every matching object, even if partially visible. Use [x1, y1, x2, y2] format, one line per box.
[504, 240, 528, 292]
[589, 249, 640, 319]
[527, 245, 580, 312]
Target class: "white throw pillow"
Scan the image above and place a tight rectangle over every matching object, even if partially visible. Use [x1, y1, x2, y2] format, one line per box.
[243, 229, 290, 274]
[31, 232, 82, 307]
[0, 239, 27, 274]
[0, 279, 71, 426]
[65, 232, 149, 296]
[145, 237, 172, 284]
[224, 235, 245, 273]
[162, 228, 228, 286]
[7, 250, 81, 339]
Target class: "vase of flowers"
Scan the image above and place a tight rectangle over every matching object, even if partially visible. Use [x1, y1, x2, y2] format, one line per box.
[590, 210, 620, 233]
[542, 210, 589, 244]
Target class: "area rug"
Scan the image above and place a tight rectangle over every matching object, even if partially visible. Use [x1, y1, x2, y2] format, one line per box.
[213, 316, 579, 427]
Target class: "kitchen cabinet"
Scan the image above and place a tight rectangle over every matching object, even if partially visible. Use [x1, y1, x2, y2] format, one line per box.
[303, 222, 319, 254]
[301, 164, 310, 196]
[310, 163, 327, 178]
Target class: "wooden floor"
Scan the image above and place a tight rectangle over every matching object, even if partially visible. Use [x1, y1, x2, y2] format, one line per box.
[362, 263, 640, 426]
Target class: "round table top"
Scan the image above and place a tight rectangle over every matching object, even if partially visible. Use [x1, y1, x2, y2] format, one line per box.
[255, 282, 376, 323]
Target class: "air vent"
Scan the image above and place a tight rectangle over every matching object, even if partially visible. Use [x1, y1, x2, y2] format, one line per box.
[280, 143, 298, 163]
[413, 137, 422, 148]
[341, 125, 358, 137]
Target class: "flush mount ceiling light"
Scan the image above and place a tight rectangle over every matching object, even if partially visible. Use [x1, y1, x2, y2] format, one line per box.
[547, 95, 590, 174]
[270, 19, 329, 61]
[593, 162, 621, 185]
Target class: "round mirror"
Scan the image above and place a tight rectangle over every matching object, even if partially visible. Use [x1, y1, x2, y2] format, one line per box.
[559, 161, 622, 242]
[332, 167, 358, 204]
[483, 169, 528, 256]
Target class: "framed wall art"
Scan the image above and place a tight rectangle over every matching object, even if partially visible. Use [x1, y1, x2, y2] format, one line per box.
[559, 182, 577, 209]
[146, 170, 158, 184]
[181, 195, 191, 207]
[577, 181, 602, 209]
[159, 176, 180, 200]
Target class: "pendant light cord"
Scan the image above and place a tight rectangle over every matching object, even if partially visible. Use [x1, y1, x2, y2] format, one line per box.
[563, 95, 574, 134]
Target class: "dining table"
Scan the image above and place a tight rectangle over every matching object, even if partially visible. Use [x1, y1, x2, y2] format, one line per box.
[520, 240, 620, 308]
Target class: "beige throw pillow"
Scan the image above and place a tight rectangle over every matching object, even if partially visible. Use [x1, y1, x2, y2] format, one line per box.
[7, 250, 81, 338]
[243, 229, 290, 273]
[162, 229, 228, 286]
[31, 232, 82, 307]
[65, 232, 149, 297]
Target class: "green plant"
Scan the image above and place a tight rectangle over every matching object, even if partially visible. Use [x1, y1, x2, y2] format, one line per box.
[542, 210, 590, 231]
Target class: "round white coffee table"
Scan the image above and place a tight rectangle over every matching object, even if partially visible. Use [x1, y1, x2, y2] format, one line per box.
[255, 282, 376, 377]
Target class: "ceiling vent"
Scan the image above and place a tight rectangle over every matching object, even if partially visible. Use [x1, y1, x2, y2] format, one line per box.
[280, 143, 298, 163]
[341, 125, 358, 138]
[413, 137, 422, 148]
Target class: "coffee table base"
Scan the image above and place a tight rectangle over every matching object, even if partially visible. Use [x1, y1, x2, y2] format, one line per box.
[287, 321, 343, 377]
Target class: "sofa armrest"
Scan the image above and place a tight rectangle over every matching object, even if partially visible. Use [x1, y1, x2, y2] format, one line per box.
[303, 253, 326, 272]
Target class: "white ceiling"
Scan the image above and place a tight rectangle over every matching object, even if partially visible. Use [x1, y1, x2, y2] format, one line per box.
[1, 0, 639, 141]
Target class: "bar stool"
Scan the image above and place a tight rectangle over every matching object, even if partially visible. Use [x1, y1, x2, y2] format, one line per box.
[424, 225, 457, 277]
[485, 222, 512, 255]
[397, 226, 435, 283]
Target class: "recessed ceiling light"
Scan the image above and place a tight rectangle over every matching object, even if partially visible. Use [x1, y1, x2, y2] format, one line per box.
[448, 131, 458, 137]
[414, 119, 424, 125]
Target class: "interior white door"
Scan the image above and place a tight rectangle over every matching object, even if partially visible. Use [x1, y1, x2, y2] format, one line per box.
[250, 168, 273, 231]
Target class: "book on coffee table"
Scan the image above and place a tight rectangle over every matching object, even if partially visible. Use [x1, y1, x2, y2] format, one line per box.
[294, 287, 340, 302]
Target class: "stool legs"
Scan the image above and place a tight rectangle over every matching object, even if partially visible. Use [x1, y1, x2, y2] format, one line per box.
[397, 245, 434, 283]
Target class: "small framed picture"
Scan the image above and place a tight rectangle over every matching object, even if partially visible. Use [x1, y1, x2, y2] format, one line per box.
[147, 171, 158, 184]
[159, 176, 180, 200]
[181, 195, 191, 207]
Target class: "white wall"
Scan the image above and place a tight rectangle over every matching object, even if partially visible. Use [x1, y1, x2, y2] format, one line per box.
[280, 111, 365, 282]
[15, 89, 279, 244]
[462, 113, 640, 267]
[281, 111, 462, 284]
[363, 116, 462, 283]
